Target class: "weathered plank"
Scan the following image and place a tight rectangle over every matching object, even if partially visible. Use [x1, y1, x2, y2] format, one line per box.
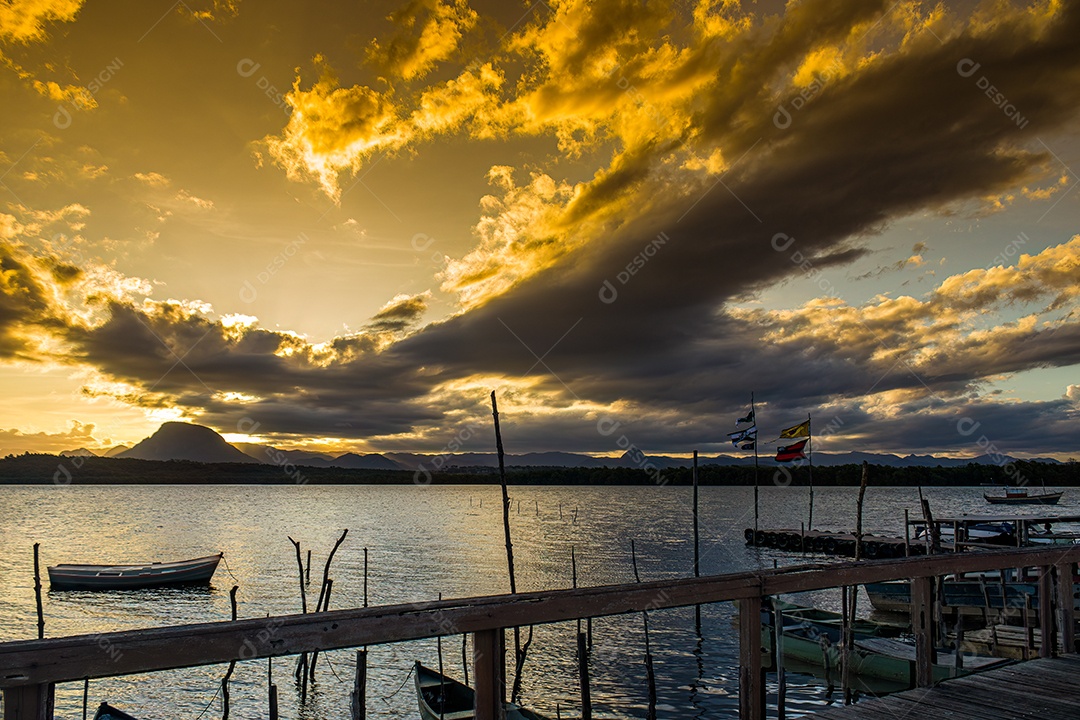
[810, 657, 1080, 719]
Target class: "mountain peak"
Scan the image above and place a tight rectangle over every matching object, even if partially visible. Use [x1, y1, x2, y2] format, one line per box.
[118, 422, 258, 464]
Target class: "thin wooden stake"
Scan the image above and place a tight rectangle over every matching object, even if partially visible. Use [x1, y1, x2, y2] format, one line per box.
[631, 540, 657, 720]
[82, 678, 88, 720]
[269, 683, 279, 720]
[309, 577, 334, 681]
[305, 549, 312, 584]
[222, 585, 239, 720]
[692, 450, 700, 578]
[33, 543, 44, 640]
[438, 592, 446, 720]
[288, 537, 307, 613]
[315, 529, 349, 614]
[904, 509, 911, 557]
[577, 631, 592, 720]
[287, 536, 308, 700]
[492, 390, 528, 704]
[462, 634, 469, 688]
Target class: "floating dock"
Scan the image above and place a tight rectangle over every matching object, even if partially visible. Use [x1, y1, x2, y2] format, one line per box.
[744, 528, 930, 558]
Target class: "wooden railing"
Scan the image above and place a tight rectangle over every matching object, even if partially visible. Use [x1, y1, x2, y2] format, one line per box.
[2, 545, 1078, 720]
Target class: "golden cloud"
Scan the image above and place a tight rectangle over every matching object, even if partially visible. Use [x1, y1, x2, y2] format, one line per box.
[0, 0, 83, 43]
[367, 0, 478, 81]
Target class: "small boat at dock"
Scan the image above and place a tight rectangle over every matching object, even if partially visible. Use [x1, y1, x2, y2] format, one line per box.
[48, 553, 223, 590]
[762, 598, 905, 642]
[415, 661, 550, 720]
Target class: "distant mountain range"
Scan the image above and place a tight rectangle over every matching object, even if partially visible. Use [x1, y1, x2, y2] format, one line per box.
[59, 422, 1063, 470]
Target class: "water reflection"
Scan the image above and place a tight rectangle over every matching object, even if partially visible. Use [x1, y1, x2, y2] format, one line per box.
[0, 483, 1026, 718]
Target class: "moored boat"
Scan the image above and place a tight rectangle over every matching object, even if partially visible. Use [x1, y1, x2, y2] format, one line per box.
[48, 553, 223, 591]
[762, 623, 1012, 686]
[763, 598, 905, 642]
[415, 661, 550, 720]
[984, 488, 1063, 505]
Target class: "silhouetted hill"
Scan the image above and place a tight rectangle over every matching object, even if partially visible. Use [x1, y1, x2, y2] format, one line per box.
[331, 453, 403, 470]
[60, 448, 97, 457]
[234, 443, 334, 466]
[117, 422, 259, 464]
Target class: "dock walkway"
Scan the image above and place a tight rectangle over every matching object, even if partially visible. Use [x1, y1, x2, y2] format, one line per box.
[810, 655, 1080, 720]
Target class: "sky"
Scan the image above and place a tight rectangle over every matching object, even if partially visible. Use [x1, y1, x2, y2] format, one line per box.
[0, 0, 1078, 460]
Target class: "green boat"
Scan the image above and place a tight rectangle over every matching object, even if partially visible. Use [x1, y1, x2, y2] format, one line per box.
[763, 623, 1012, 686]
[765, 598, 904, 642]
[414, 661, 550, 720]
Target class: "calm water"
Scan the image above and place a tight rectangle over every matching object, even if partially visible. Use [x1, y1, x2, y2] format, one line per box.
[0, 483, 1063, 719]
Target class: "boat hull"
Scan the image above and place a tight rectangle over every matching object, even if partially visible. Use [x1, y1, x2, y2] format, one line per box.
[763, 625, 1009, 686]
[864, 578, 1076, 616]
[48, 553, 222, 591]
[415, 662, 550, 720]
[984, 491, 1062, 505]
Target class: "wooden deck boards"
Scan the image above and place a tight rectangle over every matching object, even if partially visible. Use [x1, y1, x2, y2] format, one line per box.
[810, 656, 1080, 719]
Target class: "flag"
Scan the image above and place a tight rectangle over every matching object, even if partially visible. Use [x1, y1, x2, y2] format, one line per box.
[728, 426, 756, 447]
[775, 439, 808, 462]
[740, 441, 755, 450]
[736, 409, 754, 425]
[778, 419, 811, 439]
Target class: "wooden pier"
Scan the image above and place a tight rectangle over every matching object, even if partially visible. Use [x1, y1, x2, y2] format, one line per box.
[810, 654, 1080, 719]
[1, 545, 1078, 720]
[744, 528, 932, 557]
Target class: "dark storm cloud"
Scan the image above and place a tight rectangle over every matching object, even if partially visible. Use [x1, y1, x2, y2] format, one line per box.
[9, 2, 1080, 454]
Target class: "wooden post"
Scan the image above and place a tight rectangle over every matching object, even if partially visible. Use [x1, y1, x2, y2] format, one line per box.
[33, 544, 44, 640]
[305, 549, 311, 584]
[692, 450, 700, 579]
[2, 684, 53, 720]
[774, 601, 786, 720]
[911, 576, 935, 687]
[1056, 561, 1075, 654]
[221, 585, 239, 720]
[577, 632, 592, 720]
[474, 628, 504, 720]
[1039, 565, 1054, 658]
[350, 650, 366, 720]
[269, 684, 278, 720]
[738, 594, 765, 720]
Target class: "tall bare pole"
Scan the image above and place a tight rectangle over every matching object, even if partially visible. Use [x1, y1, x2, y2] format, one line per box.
[491, 391, 516, 594]
[751, 392, 760, 534]
[807, 414, 815, 531]
[491, 390, 530, 704]
[692, 450, 700, 579]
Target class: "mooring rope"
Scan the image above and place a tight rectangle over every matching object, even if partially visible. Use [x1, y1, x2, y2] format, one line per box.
[219, 553, 240, 584]
[379, 663, 415, 703]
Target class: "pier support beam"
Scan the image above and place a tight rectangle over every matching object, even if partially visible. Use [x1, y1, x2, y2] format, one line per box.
[738, 595, 765, 720]
[911, 576, 935, 687]
[1056, 561, 1075, 654]
[1039, 565, 1054, 658]
[473, 628, 505, 720]
[3, 683, 53, 720]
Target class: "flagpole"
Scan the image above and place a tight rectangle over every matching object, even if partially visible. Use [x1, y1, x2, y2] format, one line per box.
[807, 413, 814, 531]
[752, 392, 759, 535]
